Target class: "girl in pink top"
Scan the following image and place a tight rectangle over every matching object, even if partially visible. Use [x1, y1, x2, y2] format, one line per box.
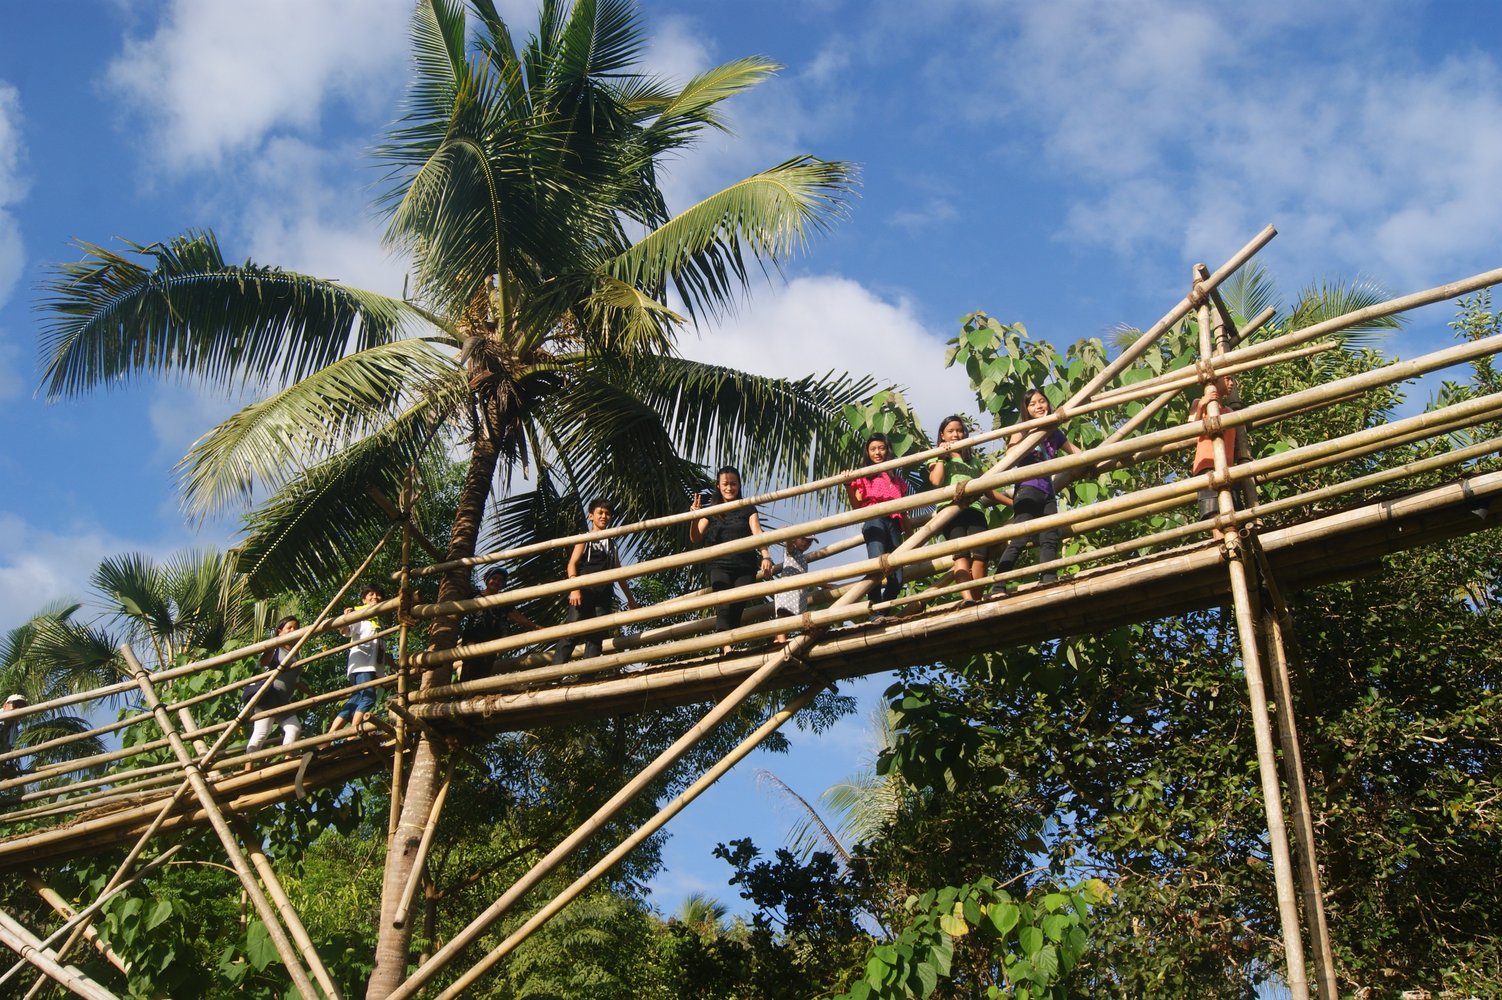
[848, 433, 909, 619]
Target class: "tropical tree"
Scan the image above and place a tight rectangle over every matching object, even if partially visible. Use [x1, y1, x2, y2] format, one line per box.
[39, 0, 864, 991]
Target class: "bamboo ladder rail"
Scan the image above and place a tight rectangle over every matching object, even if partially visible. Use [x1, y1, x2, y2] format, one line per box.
[9, 517, 410, 997]
[119, 646, 329, 1000]
[386, 227, 1280, 998]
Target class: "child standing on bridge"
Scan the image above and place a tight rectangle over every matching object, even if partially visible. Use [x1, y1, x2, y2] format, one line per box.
[994, 390, 1080, 589]
[328, 586, 386, 737]
[691, 466, 772, 655]
[245, 615, 307, 769]
[1189, 374, 1244, 540]
[849, 432, 909, 622]
[928, 415, 1010, 607]
[553, 498, 639, 667]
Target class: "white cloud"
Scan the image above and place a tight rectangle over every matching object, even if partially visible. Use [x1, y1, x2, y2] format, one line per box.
[676, 274, 973, 430]
[238, 136, 410, 296]
[862, 0, 1502, 289]
[105, 0, 410, 169]
[0, 513, 157, 633]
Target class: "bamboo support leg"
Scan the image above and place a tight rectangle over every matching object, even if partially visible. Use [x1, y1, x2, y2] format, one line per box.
[1253, 555, 1339, 1000]
[0, 909, 120, 1000]
[230, 817, 344, 1000]
[392, 759, 455, 930]
[383, 635, 822, 1000]
[435, 683, 828, 999]
[121, 646, 322, 1000]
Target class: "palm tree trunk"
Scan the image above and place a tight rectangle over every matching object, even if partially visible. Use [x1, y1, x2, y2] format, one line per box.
[367, 428, 499, 998]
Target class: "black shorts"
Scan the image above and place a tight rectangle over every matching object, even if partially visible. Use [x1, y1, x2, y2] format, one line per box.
[942, 507, 990, 559]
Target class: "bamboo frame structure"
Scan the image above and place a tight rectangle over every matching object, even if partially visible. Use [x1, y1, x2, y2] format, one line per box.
[2, 230, 1500, 997]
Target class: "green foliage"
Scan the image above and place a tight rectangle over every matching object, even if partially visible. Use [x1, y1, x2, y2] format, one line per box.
[838, 877, 1108, 1000]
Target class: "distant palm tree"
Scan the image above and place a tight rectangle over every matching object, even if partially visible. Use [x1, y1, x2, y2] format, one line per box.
[0, 605, 115, 793]
[39, 1, 865, 989]
[674, 891, 730, 937]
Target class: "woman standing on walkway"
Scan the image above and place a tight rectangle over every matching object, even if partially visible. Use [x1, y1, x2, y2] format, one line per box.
[848, 433, 909, 621]
[927, 416, 1009, 606]
[995, 390, 1080, 588]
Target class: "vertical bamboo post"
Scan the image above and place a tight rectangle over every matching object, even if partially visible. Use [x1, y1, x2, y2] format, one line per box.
[390, 482, 415, 842]
[392, 758, 455, 930]
[1198, 279, 1309, 997]
[120, 646, 323, 1000]
[1252, 550, 1339, 999]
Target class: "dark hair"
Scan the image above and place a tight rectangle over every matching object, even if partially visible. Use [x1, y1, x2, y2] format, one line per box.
[483, 567, 508, 585]
[361, 585, 383, 599]
[1021, 388, 1051, 414]
[861, 433, 889, 466]
[274, 615, 299, 632]
[716, 465, 741, 480]
[587, 497, 613, 514]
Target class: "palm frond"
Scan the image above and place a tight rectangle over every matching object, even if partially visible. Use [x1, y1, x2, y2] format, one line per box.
[235, 416, 455, 594]
[641, 56, 781, 142]
[1218, 262, 1280, 331]
[39, 231, 417, 398]
[608, 157, 858, 321]
[1287, 275, 1404, 347]
[608, 354, 876, 492]
[178, 338, 462, 519]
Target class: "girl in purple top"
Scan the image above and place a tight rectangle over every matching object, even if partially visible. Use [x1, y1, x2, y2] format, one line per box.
[995, 390, 1080, 587]
[847, 433, 909, 617]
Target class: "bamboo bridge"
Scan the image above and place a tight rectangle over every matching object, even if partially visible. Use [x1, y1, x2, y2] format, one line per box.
[3, 225, 1501, 999]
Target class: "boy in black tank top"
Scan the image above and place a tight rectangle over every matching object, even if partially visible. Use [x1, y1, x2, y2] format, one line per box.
[553, 498, 639, 666]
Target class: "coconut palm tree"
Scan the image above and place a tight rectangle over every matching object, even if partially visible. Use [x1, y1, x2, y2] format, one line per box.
[39, 1, 864, 990]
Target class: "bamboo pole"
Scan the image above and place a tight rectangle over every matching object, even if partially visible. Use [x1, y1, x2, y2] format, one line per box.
[1248, 543, 1338, 1000]
[434, 683, 829, 998]
[1197, 275, 1308, 998]
[392, 757, 455, 930]
[120, 645, 322, 1000]
[230, 815, 344, 1000]
[0, 909, 120, 1000]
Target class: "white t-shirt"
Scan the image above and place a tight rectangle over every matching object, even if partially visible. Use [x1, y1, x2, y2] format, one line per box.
[344, 609, 384, 676]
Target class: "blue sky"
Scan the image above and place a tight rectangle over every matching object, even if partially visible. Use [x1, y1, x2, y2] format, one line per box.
[2, 0, 1501, 918]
